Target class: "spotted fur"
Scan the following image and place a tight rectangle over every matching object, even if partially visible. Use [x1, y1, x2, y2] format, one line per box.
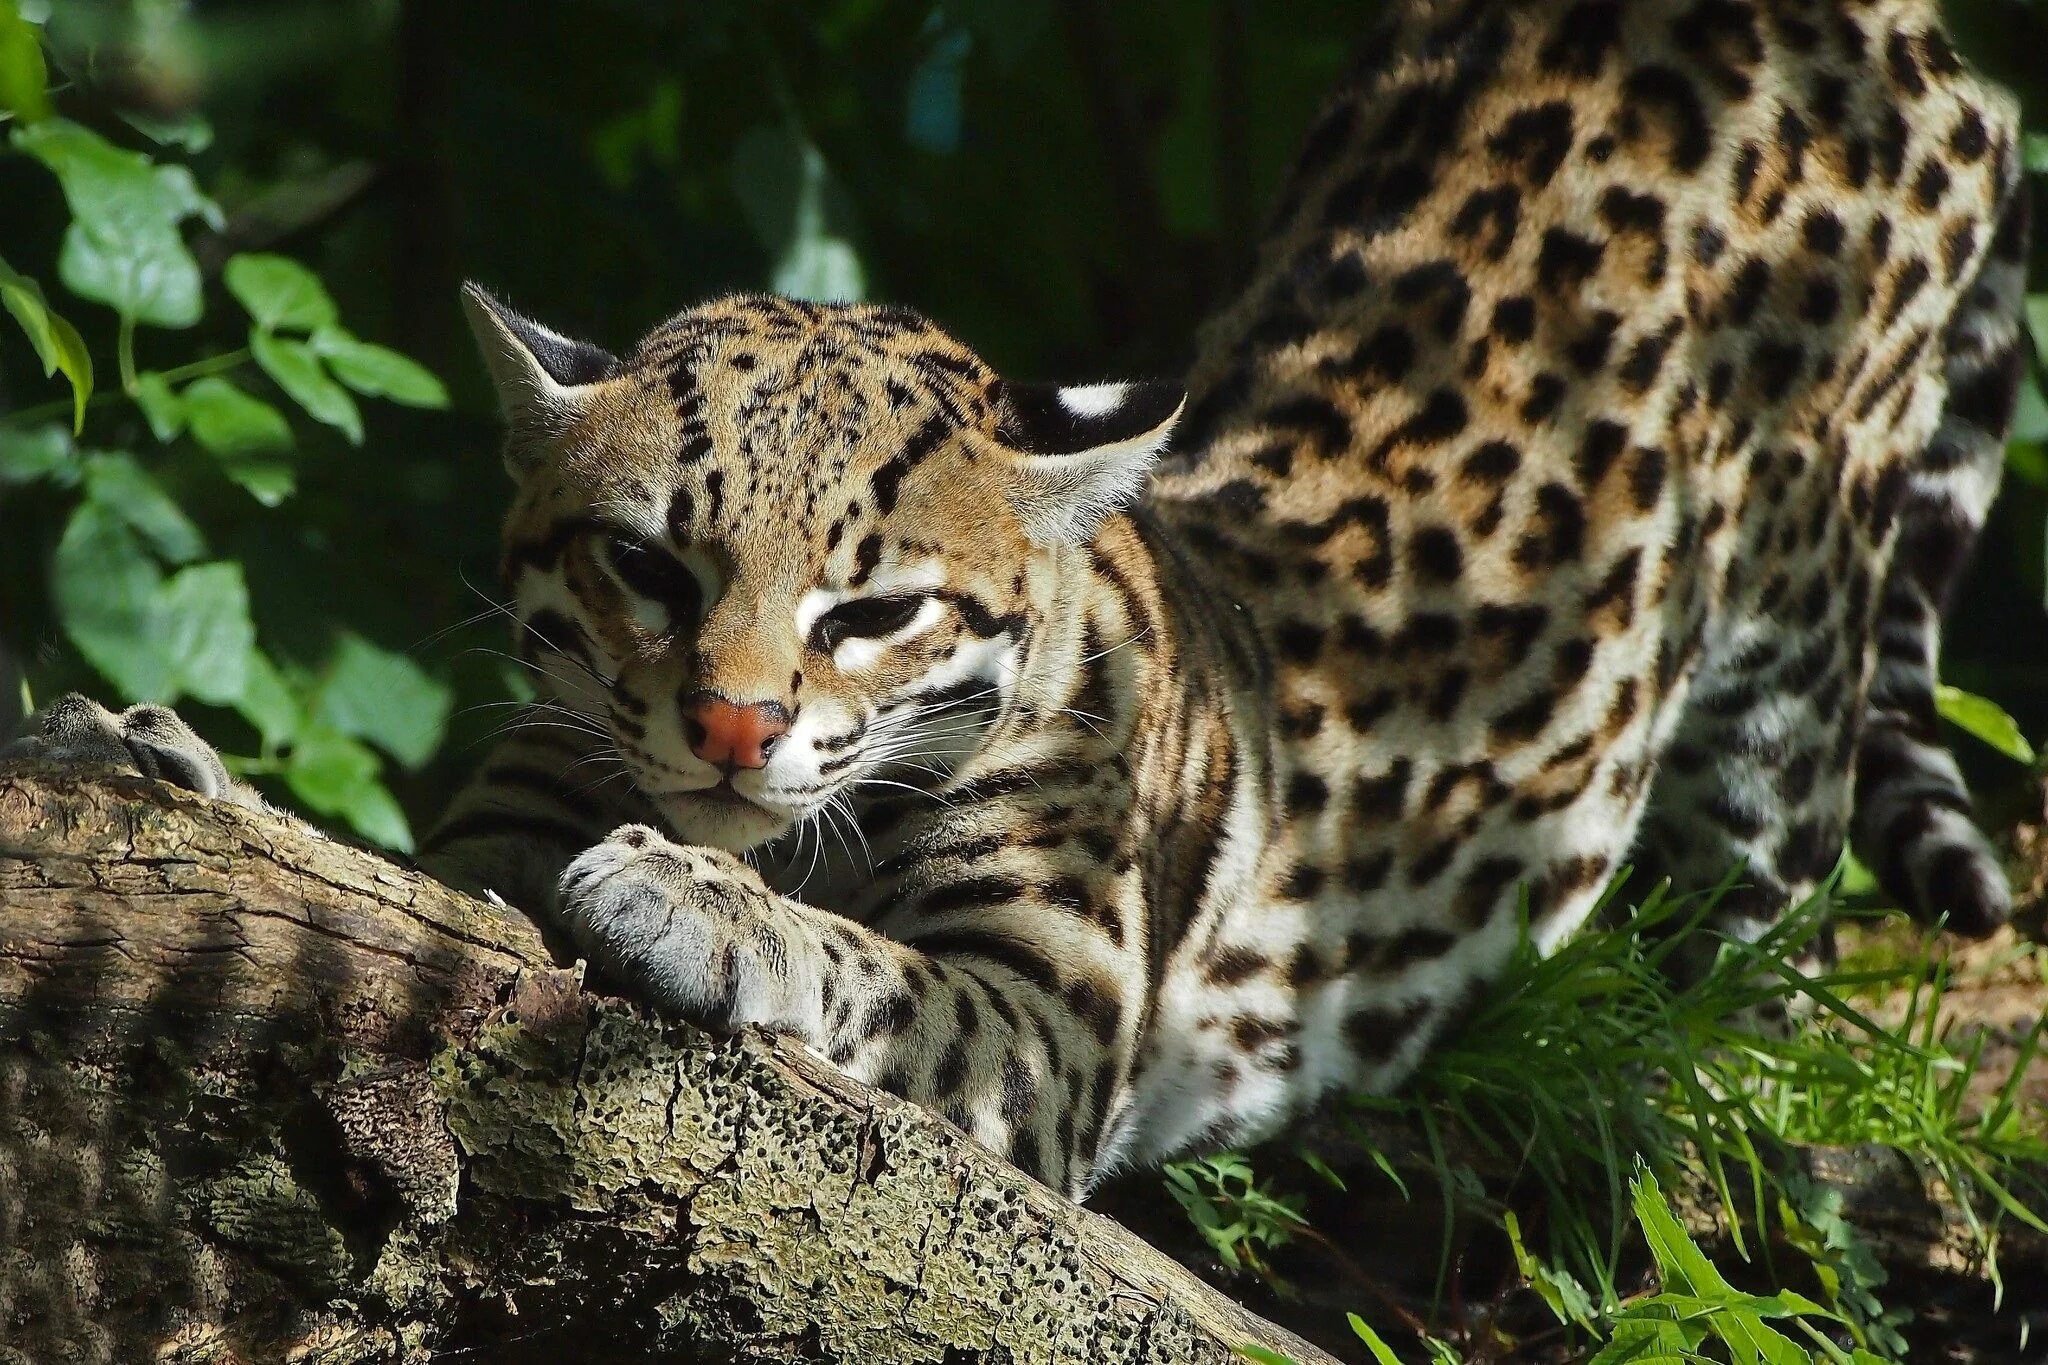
[14, 0, 2024, 1198]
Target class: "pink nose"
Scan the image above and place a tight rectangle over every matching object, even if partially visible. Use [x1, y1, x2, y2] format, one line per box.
[682, 694, 790, 771]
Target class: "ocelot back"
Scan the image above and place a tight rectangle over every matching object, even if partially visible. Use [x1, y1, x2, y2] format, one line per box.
[13, 0, 2025, 1198]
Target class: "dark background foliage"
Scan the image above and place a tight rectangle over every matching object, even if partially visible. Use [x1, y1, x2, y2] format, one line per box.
[1, 0, 2044, 846]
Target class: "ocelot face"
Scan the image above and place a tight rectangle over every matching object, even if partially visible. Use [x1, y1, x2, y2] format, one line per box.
[464, 288, 1181, 851]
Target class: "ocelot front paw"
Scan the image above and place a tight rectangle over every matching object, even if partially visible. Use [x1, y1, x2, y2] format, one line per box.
[2, 692, 263, 810]
[557, 824, 799, 1031]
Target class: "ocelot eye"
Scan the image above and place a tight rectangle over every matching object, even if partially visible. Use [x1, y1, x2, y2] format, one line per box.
[811, 594, 930, 651]
[602, 535, 704, 630]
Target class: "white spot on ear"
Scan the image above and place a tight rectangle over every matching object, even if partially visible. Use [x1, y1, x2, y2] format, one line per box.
[1057, 382, 1131, 418]
[1010, 404, 1184, 544]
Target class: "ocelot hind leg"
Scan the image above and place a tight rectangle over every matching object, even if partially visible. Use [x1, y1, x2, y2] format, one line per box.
[1628, 609, 1862, 989]
[1634, 175, 2029, 978]
[1848, 179, 2027, 940]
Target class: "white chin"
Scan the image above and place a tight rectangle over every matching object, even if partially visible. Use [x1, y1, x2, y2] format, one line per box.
[659, 791, 792, 852]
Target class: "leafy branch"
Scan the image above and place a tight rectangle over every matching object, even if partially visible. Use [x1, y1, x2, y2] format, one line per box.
[1, 9, 452, 848]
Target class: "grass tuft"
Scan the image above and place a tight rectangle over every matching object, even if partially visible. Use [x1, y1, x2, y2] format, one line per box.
[1178, 872, 2048, 1362]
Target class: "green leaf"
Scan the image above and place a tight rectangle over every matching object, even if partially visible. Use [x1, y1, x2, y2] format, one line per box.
[1631, 1168, 1733, 1300]
[1507, 1209, 1598, 1328]
[56, 224, 201, 328]
[1716, 1309, 1811, 1365]
[905, 25, 971, 154]
[234, 647, 304, 749]
[2012, 373, 2048, 445]
[1234, 1348, 1300, 1365]
[309, 326, 449, 407]
[120, 109, 213, 152]
[2027, 294, 2048, 373]
[252, 329, 362, 442]
[1835, 849, 1878, 898]
[310, 632, 453, 770]
[13, 118, 211, 327]
[729, 124, 866, 303]
[1296, 1146, 1348, 1193]
[0, 421, 73, 485]
[134, 371, 186, 442]
[335, 776, 413, 851]
[287, 725, 377, 803]
[1588, 1305, 1707, 1364]
[1419, 1339, 1463, 1365]
[158, 563, 254, 706]
[0, 0, 50, 124]
[2007, 440, 2048, 489]
[82, 453, 204, 563]
[151, 164, 224, 230]
[1345, 1316, 1405, 1365]
[172, 373, 300, 503]
[218, 457, 295, 506]
[1740, 1290, 1831, 1319]
[51, 475, 256, 706]
[589, 79, 683, 188]
[151, 375, 290, 503]
[0, 251, 92, 429]
[286, 726, 413, 850]
[1935, 684, 2035, 765]
[2028, 134, 2048, 176]
[1653, 1300, 1795, 1365]
[775, 229, 863, 302]
[225, 253, 338, 333]
[53, 499, 170, 701]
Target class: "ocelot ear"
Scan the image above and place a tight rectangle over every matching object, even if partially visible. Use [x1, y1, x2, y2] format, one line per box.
[995, 380, 1185, 544]
[460, 283, 621, 477]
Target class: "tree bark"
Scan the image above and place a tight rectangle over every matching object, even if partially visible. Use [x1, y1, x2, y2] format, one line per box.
[0, 762, 1340, 1365]
[3, 763, 2041, 1365]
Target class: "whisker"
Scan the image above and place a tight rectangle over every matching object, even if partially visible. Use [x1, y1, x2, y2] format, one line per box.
[408, 569, 524, 657]
[1076, 626, 1152, 667]
[412, 602, 513, 655]
[459, 646, 612, 709]
[853, 776, 958, 806]
[824, 794, 873, 875]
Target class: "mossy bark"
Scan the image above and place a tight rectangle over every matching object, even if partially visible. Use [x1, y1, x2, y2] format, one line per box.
[0, 763, 1339, 1365]
[5, 762, 2041, 1364]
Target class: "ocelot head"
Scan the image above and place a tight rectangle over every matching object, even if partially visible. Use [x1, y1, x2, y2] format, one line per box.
[463, 287, 1182, 851]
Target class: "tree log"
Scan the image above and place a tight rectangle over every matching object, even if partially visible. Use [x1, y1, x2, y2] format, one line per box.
[0, 762, 1340, 1365]
[5, 762, 2043, 1364]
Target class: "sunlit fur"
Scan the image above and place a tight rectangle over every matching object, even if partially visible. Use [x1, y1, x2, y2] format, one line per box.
[21, 0, 2024, 1201]
[19, 0, 2031, 1203]
[423, 1, 2032, 1196]
[484, 297, 1175, 860]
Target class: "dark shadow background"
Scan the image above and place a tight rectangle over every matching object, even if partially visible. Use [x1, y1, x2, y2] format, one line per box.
[1, 0, 2044, 830]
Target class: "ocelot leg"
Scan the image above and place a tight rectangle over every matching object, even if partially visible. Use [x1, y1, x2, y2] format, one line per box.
[2, 693, 270, 813]
[1629, 611, 1862, 986]
[1849, 178, 2027, 939]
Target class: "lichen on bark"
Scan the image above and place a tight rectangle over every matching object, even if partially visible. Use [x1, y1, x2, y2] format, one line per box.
[0, 764, 1338, 1364]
